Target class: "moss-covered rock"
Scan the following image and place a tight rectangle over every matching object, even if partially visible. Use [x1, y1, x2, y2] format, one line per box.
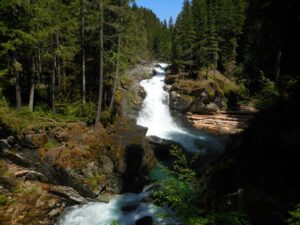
[165, 69, 240, 114]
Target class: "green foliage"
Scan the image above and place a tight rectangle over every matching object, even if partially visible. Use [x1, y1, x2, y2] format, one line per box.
[153, 146, 199, 219]
[64, 101, 96, 124]
[288, 204, 300, 225]
[45, 139, 59, 149]
[255, 77, 279, 109]
[153, 146, 251, 225]
[0, 194, 8, 205]
[172, 0, 247, 73]
[0, 0, 171, 124]
[187, 212, 250, 225]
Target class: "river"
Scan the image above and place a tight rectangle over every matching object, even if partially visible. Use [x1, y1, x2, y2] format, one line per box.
[59, 63, 223, 225]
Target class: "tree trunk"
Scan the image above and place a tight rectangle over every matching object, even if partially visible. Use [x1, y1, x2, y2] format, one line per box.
[52, 53, 57, 114]
[81, 0, 86, 112]
[37, 48, 42, 83]
[109, 32, 121, 113]
[95, 0, 104, 126]
[275, 49, 282, 81]
[15, 70, 22, 110]
[29, 57, 35, 112]
[62, 60, 67, 94]
[56, 35, 61, 87]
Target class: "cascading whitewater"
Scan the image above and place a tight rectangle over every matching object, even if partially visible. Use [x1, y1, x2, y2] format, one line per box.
[59, 63, 223, 225]
[137, 73, 181, 137]
[137, 63, 223, 152]
[59, 185, 177, 225]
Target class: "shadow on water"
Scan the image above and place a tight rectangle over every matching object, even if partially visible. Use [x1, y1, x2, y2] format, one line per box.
[164, 129, 224, 154]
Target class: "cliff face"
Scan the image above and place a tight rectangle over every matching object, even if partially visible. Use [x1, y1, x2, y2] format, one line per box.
[198, 93, 300, 225]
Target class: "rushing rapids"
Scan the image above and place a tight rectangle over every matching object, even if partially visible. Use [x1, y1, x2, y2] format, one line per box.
[137, 63, 223, 152]
[59, 185, 177, 225]
[59, 63, 223, 225]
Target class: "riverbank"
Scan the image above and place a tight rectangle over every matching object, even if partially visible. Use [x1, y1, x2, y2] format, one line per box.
[187, 107, 258, 135]
[0, 62, 234, 225]
[0, 62, 160, 225]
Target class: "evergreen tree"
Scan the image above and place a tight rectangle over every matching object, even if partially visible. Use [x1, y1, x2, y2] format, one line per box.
[172, 0, 195, 72]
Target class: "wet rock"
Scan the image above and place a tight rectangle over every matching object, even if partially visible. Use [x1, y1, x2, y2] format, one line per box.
[163, 85, 172, 92]
[138, 87, 147, 98]
[136, 216, 153, 225]
[146, 136, 183, 159]
[97, 192, 115, 203]
[122, 204, 139, 213]
[48, 185, 87, 204]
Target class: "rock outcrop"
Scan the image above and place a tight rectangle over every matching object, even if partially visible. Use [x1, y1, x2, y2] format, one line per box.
[169, 91, 193, 112]
[165, 69, 239, 115]
[146, 136, 184, 159]
[120, 62, 156, 117]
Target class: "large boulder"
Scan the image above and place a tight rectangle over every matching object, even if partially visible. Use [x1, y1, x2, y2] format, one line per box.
[169, 91, 193, 112]
[189, 101, 220, 115]
[163, 85, 172, 92]
[109, 117, 157, 192]
[48, 185, 87, 204]
[146, 136, 183, 159]
[136, 216, 153, 225]
[138, 87, 147, 98]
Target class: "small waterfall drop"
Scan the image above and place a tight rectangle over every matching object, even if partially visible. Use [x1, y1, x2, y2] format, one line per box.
[137, 63, 223, 152]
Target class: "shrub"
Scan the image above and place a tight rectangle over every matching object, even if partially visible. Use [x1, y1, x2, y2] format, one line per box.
[288, 204, 300, 225]
[0, 194, 8, 205]
[152, 146, 199, 218]
[255, 77, 279, 109]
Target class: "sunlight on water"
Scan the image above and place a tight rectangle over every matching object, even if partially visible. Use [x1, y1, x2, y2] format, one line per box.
[59, 63, 223, 225]
[137, 64, 223, 153]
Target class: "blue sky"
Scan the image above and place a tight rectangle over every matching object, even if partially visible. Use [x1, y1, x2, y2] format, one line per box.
[135, 0, 184, 22]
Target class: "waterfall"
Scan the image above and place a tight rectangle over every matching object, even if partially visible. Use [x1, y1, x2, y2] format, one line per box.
[137, 64, 223, 153]
[59, 63, 223, 225]
[137, 73, 181, 137]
